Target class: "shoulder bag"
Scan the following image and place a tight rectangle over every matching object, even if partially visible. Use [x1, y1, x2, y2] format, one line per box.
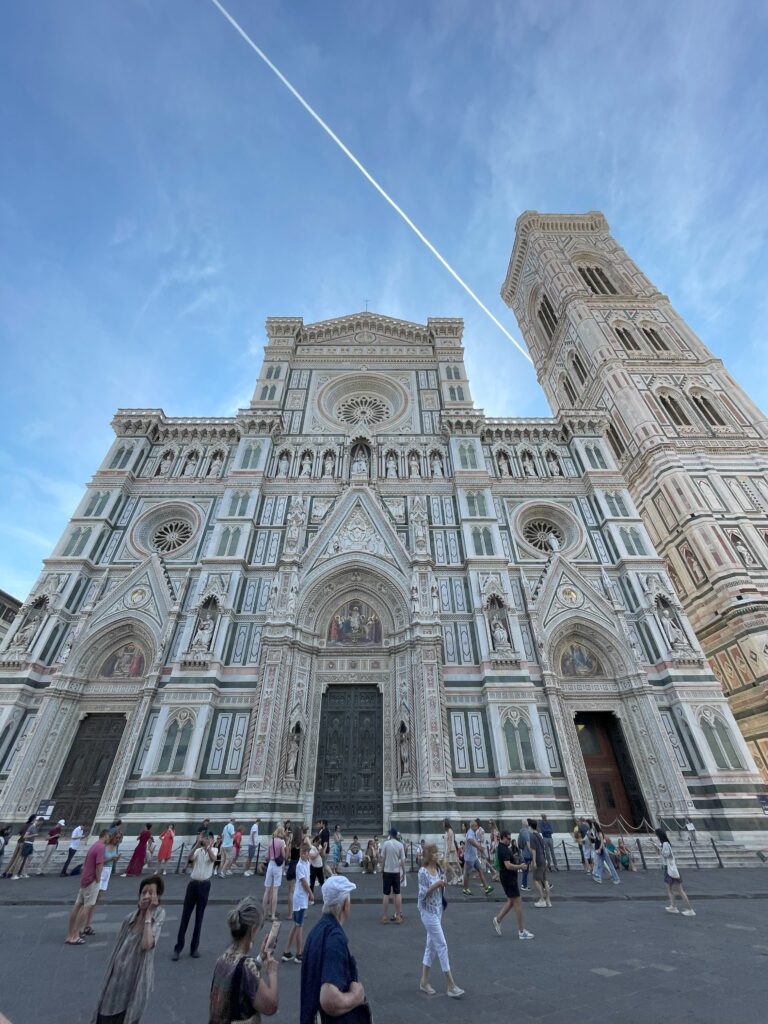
[272, 839, 284, 867]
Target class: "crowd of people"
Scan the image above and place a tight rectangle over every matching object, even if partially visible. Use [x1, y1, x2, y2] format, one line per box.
[0, 812, 697, 1021]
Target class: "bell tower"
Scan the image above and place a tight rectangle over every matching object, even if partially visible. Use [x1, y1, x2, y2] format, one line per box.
[501, 211, 768, 777]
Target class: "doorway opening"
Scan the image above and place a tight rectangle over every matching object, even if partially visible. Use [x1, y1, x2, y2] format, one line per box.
[51, 714, 126, 830]
[313, 685, 382, 834]
[574, 711, 648, 827]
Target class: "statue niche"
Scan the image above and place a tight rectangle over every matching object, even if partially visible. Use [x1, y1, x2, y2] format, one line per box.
[188, 596, 219, 655]
[285, 722, 302, 780]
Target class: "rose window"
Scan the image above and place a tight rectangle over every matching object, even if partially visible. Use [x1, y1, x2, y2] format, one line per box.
[522, 520, 564, 553]
[152, 520, 193, 553]
[336, 395, 392, 427]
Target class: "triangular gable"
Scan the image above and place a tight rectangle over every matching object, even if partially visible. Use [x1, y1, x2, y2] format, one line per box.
[302, 488, 411, 576]
[299, 312, 437, 348]
[533, 554, 617, 632]
[87, 553, 175, 631]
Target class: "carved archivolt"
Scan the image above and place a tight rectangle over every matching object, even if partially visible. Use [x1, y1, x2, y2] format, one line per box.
[67, 618, 158, 682]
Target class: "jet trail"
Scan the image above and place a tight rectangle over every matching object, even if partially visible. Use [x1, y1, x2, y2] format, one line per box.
[207, 0, 533, 365]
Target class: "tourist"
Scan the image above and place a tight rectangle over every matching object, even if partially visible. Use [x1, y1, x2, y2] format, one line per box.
[36, 818, 65, 875]
[528, 819, 552, 908]
[308, 838, 325, 892]
[417, 843, 464, 998]
[362, 840, 377, 874]
[330, 825, 343, 874]
[65, 829, 108, 944]
[263, 827, 286, 922]
[233, 824, 243, 867]
[12, 815, 43, 879]
[605, 835, 621, 871]
[2, 815, 34, 878]
[462, 818, 493, 896]
[492, 831, 534, 940]
[243, 818, 262, 876]
[518, 818, 533, 890]
[173, 830, 216, 960]
[0, 826, 10, 874]
[617, 835, 636, 871]
[379, 826, 406, 924]
[300, 876, 368, 1024]
[282, 840, 314, 963]
[157, 824, 175, 875]
[583, 819, 595, 876]
[92, 875, 165, 1023]
[60, 823, 85, 876]
[685, 817, 698, 843]
[124, 824, 153, 877]
[652, 828, 696, 916]
[97, 830, 123, 901]
[345, 835, 363, 867]
[220, 816, 237, 877]
[539, 813, 558, 870]
[210, 896, 279, 1022]
[592, 824, 620, 885]
[285, 825, 303, 918]
[316, 819, 330, 878]
[108, 818, 123, 835]
[442, 819, 460, 886]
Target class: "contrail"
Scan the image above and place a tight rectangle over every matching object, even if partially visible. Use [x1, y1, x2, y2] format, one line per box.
[207, 0, 533, 365]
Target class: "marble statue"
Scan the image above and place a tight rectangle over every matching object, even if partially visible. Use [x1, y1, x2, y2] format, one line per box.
[411, 578, 420, 615]
[660, 605, 686, 648]
[431, 453, 443, 478]
[491, 614, 512, 652]
[385, 452, 398, 479]
[731, 533, 757, 566]
[191, 613, 215, 651]
[521, 451, 536, 477]
[399, 727, 410, 775]
[157, 452, 174, 476]
[547, 532, 561, 552]
[322, 453, 335, 477]
[408, 452, 421, 478]
[300, 453, 312, 478]
[208, 452, 224, 477]
[546, 451, 562, 476]
[351, 447, 368, 476]
[497, 452, 511, 477]
[286, 729, 301, 777]
[183, 453, 199, 477]
[431, 580, 440, 614]
[277, 453, 290, 478]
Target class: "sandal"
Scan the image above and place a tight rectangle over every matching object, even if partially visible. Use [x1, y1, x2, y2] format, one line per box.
[81, 927, 96, 936]
[65, 938, 86, 945]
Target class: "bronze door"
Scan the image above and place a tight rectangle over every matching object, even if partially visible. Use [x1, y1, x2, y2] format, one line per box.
[51, 714, 126, 830]
[575, 711, 641, 827]
[313, 686, 382, 833]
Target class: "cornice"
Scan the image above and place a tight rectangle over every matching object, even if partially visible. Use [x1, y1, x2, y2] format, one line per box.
[112, 410, 241, 442]
[269, 311, 459, 348]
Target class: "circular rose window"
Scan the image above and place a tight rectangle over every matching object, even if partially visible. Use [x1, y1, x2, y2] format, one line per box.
[514, 501, 584, 559]
[522, 520, 564, 553]
[336, 395, 392, 426]
[152, 520, 193, 553]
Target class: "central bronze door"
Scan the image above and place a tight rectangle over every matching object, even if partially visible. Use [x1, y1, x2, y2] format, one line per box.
[313, 685, 382, 833]
[575, 711, 647, 827]
[51, 714, 126, 830]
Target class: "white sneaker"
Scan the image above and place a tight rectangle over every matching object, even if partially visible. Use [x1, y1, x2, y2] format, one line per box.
[492, 916, 501, 936]
[447, 987, 464, 998]
[518, 929, 534, 940]
[681, 909, 696, 917]
[534, 899, 548, 908]
[244, 871, 253, 877]
[665, 905, 680, 914]
[612, 879, 620, 885]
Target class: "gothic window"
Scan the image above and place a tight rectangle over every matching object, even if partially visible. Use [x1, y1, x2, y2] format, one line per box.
[585, 444, 607, 470]
[84, 492, 107, 517]
[578, 265, 617, 296]
[157, 717, 194, 774]
[466, 492, 487, 517]
[109, 445, 134, 470]
[659, 393, 691, 427]
[605, 493, 618, 516]
[260, 386, 269, 400]
[606, 425, 625, 458]
[449, 386, 456, 401]
[537, 293, 559, 341]
[691, 392, 727, 427]
[266, 367, 273, 380]
[456, 386, 465, 401]
[109, 446, 125, 469]
[241, 443, 262, 469]
[700, 714, 743, 771]
[269, 386, 277, 400]
[62, 529, 82, 557]
[563, 375, 578, 406]
[472, 527, 494, 556]
[605, 492, 628, 517]
[446, 366, 461, 380]
[459, 443, 478, 470]
[217, 526, 241, 557]
[642, 326, 669, 351]
[615, 326, 641, 352]
[571, 352, 588, 385]
[228, 492, 249, 517]
[450, 365, 461, 379]
[504, 716, 536, 771]
[95, 492, 110, 516]
[273, 366, 281, 379]
[620, 526, 647, 556]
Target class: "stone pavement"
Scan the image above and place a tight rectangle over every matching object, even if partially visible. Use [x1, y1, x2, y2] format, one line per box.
[1, 865, 767, 1023]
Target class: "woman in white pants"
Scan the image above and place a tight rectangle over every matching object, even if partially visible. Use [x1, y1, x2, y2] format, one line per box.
[417, 844, 464, 998]
[262, 827, 286, 922]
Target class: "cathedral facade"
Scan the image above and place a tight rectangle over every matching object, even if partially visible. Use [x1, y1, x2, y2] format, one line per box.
[0, 217, 766, 839]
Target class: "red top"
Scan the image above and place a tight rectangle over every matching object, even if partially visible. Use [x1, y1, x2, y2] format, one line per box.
[47, 825, 62, 846]
[81, 840, 106, 887]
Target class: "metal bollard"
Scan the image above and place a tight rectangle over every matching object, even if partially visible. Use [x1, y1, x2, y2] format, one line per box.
[255, 842, 261, 874]
[561, 840, 570, 871]
[410, 843, 415, 873]
[175, 842, 186, 874]
[709, 836, 722, 868]
[635, 837, 647, 870]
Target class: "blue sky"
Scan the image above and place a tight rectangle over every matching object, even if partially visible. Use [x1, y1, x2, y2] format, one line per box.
[1, 0, 767, 599]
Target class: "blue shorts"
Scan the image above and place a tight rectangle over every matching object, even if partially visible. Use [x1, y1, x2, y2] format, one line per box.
[292, 908, 306, 926]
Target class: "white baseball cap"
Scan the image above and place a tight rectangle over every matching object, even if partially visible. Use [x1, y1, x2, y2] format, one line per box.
[321, 875, 356, 908]
[58, 819, 66, 826]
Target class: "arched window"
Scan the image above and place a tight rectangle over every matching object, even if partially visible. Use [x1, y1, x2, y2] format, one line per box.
[605, 492, 628, 517]
[537, 293, 559, 341]
[65, 527, 91, 557]
[84, 493, 100, 516]
[95, 492, 110, 516]
[578, 265, 617, 296]
[615, 326, 641, 352]
[482, 528, 493, 555]
[456, 386, 465, 401]
[451, 365, 461, 379]
[701, 714, 743, 771]
[268, 386, 276, 400]
[563, 376, 578, 406]
[504, 716, 536, 771]
[228, 492, 248, 517]
[472, 527, 483, 556]
[459, 443, 478, 470]
[157, 717, 194, 774]
[642, 326, 669, 351]
[241, 443, 262, 469]
[217, 528, 231, 557]
[266, 366, 273, 380]
[449, 386, 456, 401]
[659, 393, 691, 427]
[446, 366, 455, 380]
[691, 393, 727, 427]
[466, 492, 487, 517]
[585, 444, 607, 469]
[273, 365, 280, 380]
[620, 527, 647, 556]
[571, 351, 588, 385]
[260, 386, 269, 401]
[606, 425, 625, 458]
[109, 446, 125, 469]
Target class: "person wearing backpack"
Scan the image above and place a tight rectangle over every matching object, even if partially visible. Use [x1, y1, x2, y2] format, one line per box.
[517, 819, 532, 891]
[209, 896, 279, 1023]
[263, 828, 286, 923]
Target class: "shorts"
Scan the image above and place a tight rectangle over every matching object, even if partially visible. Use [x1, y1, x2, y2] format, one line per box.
[464, 854, 479, 871]
[501, 875, 520, 900]
[309, 865, 324, 889]
[533, 864, 548, 885]
[383, 871, 401, 896]
[663, 868, 683, 887]
[248, 844, 257, 860]
[265, 860, 283, 887]
[75, 880, 100, 908]
[286, 859, 298, 881]
[292, 907, 306, 926]
[21, 842, 34, 858]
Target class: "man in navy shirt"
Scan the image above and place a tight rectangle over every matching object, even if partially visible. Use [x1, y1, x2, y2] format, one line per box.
[539, 813, 558, 871]
[301, 875, 368, 1024]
